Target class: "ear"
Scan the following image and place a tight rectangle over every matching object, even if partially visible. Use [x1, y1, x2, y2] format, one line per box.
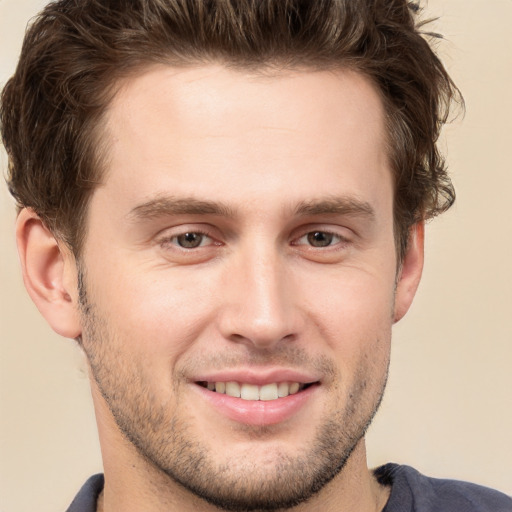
[16, 208, 82, 338]
[393, 222, 425, 323]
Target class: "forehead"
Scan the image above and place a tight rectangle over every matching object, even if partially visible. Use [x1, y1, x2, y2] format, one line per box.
[95, 63, 391, 217]
[106, 63, 385, 148]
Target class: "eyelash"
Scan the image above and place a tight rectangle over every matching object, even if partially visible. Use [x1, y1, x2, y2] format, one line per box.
[158, 228, 349, 251]
[158, 229, 217, 250]
[292, 230, 348, 249]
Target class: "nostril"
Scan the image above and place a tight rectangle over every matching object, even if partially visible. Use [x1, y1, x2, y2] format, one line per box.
[226, 331, 298, 350]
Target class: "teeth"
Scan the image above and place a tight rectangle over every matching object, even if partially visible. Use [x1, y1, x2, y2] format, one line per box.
[278, 382, 289, 397]
[289, 382, 300, 395]
[241, 383, 259, 400]
[205, 381, 306, 401]
[259, 383, 278, 401]
[225, 381, 241, 398]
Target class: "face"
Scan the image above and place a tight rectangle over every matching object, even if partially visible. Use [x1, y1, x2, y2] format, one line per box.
[77, 64, 414, 511]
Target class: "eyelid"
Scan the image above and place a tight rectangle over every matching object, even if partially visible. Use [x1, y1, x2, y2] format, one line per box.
[291, 225, 353, 246]
[169, 232, 213, 248]
[294, 231, 344, 247]
[156, 225, 221, 249]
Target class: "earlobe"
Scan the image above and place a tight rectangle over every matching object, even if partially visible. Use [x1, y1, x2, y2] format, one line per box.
[16, 208, 82, 339]
[393, 222, 425, 323]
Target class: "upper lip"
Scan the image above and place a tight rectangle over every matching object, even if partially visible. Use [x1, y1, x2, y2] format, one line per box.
[191, 368, 321, 386]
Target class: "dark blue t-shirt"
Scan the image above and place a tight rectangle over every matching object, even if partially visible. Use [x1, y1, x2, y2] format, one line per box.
[376, 464, 512, 511]
[66, 464, 512, 511]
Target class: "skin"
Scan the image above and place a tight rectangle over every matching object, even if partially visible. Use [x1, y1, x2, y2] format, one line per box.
[17, 64, 424, 512]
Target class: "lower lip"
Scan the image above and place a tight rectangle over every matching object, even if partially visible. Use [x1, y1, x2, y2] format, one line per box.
[192, 384, 318, 426]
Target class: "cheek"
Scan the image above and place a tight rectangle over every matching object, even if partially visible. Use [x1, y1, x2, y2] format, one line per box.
[300, 267, 394, 370]
[304, 268, 395, 334]
[88, 263, 221, 359]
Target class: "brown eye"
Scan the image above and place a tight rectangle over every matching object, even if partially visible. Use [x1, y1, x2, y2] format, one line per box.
[176, 232, 206, 248]
[306, 231, 335, 247]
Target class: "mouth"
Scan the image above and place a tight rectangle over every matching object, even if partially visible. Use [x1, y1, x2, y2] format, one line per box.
[193, 375, 320, 426]
[196, 381, 316, 401]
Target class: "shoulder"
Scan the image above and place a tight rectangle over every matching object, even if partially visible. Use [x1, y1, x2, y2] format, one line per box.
[65, 474, 104, 512]
[375, 463, 512, 512]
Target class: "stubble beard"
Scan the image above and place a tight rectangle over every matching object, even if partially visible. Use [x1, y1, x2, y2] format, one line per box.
[78, 271, 389, 512]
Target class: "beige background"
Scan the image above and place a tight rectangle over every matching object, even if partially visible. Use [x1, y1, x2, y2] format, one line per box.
[1, 0, 511, 511]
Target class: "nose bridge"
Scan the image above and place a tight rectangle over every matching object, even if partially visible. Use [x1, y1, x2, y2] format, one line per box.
[220, 238, 298, 348]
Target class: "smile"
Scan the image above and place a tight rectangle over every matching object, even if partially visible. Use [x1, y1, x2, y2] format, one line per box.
[197, 381, 312, 401]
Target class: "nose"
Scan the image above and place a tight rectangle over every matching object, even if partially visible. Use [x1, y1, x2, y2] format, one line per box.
[218, 245, 302, 350]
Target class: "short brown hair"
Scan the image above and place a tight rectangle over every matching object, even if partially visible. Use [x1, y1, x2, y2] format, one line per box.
[1, 0, 461, 259]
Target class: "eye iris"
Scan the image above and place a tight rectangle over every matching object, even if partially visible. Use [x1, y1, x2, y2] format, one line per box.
[307, 231, 333, 247]
[177, 232, 203, 248]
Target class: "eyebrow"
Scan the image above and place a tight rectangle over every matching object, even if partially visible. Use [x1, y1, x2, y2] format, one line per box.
[127, 195, 376, 222]
[128, 196, 237, 221]
[294, 197, 375, 220]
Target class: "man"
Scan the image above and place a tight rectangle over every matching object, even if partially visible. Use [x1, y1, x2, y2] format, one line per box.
[1, 0, 510, 511]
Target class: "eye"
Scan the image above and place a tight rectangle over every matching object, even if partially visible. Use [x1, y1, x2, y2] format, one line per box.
[177, 232, 208, 248]
[307, 231, 336, 247]
[162, 231, 214, 249]
[296, 231, 343, 248]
